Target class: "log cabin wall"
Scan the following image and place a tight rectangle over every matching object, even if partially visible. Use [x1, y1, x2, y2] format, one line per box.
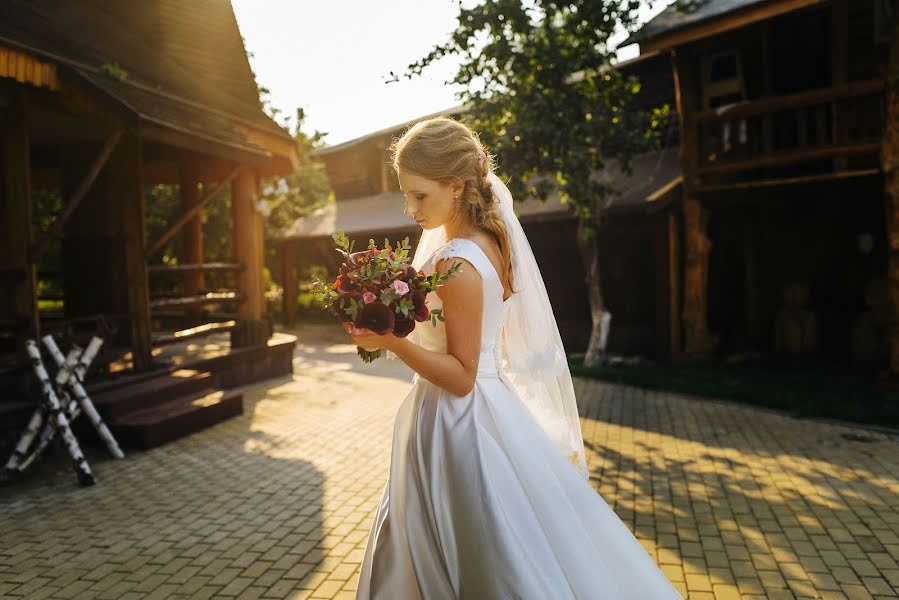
[648, 0, 893, 367]
[322, 142, 388, 200]
[704, 175, 886, 363]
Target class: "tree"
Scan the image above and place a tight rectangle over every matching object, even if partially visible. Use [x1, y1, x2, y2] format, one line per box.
[395, 0, 671, 366]
[255, 99, 333, 310]
[246, 48, 334, 306]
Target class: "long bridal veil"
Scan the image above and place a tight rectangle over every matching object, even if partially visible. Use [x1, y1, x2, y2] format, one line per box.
[405, 171, 589, 478]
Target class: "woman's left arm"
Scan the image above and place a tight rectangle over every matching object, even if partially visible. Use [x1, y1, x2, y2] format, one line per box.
[348, 257, 483, 397]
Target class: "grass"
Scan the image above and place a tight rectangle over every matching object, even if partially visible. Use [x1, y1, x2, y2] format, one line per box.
[568, 360, 899, 429]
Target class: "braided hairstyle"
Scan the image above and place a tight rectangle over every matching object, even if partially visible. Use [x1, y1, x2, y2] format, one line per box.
[390, 116, 515, 293]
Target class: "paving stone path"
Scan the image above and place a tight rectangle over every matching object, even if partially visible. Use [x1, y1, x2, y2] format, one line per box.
[1, 324, 897, 599]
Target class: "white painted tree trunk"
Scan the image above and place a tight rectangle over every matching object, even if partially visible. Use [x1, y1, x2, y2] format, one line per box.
[24, 340, 95, 486]
[577, 221, 613, 368]
[43, 336, 124, 460]
[17, 393, 76, 473]
[4, 407, 44, 472]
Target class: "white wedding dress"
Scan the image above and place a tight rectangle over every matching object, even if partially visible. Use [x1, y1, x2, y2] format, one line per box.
[356, 237, 684, 599]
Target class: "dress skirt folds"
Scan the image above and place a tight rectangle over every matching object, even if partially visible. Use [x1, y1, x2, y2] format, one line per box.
[355, 238, 683, 600]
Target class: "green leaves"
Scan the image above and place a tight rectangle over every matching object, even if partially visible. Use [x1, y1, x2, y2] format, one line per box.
[430, 309, 446, 326]
[332, 229, 355, 258]
[417, 261, 463, 293]
[397, 0, 671, 238]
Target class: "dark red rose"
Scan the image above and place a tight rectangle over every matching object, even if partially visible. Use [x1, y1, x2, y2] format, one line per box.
[413, 303, 430, 322]
[410, 289, 427, 311]
[393, 317, 415, 338]
[332, 297, 352, 322]
[398, 266, 417, 282]
[354, 301, 395, 335]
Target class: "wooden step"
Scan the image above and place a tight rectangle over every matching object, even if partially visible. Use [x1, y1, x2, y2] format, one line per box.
[109, 388, 243, 449]
[91, 369, 212, 420]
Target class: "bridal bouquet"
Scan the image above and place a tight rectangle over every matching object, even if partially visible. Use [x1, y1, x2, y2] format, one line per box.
[312, 230, 461, 362]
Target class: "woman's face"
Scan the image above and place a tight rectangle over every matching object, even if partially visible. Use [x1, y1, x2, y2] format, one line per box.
[397, 169, 463, 230]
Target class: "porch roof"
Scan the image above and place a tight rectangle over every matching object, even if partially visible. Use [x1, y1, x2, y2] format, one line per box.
[0, 0, 298, 173]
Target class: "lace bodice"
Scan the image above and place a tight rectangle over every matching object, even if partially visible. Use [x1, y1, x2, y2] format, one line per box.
[410, 237, 511, 381]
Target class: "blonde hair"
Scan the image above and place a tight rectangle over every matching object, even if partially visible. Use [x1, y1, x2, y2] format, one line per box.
[390, 116, 515, 293]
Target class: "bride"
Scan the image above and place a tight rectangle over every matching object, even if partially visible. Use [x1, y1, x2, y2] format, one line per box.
[345, 116, 684, 599]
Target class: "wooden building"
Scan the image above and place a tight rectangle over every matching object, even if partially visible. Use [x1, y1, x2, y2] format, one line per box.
[277, 51, 682, 357]
[626, 0, 895, 369]
[0, 1, 299, 444]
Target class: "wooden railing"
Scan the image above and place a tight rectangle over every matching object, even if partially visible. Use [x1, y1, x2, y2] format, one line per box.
[695, 79, 883, 176]
[147, 262, 244, 274]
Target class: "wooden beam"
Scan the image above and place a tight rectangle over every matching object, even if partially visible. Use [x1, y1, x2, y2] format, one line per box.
[682, 195, 715, 356]
[152, 320, 237, 346]
[671, 49, 700, 191]
[231, 168, 267, 346]
[696, 142, 880, 175]
[1, 88, 39, 355]
[115, 132, 152, 371]
[831, 0, 849, 171]
[643, 0, 826, 53]
[695, 80, 883, 123]
[179, 162, 205, 299]
[29, 128, 124, 263]
[150, 292, 243, 310]
[695, 168, 880, 193]
[281, 240, 297, 326]
[147, 262, 244, 273]
[140, 122, 269, 168]
[146, 164, 242, 258]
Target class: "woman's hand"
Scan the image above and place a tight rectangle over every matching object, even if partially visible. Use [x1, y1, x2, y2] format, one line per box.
[342, 321, 396, 352]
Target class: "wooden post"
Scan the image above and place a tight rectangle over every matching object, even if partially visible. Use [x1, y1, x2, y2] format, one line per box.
[114, 132, 152, 371]
[682, 195, 716, 356]
[882, 10, 899, 376]
[672, 49, 700, 188]
[281, 239, 297, 326]
[673, 49, 714, 358]
[179, 162, 205, 317]
[668, 211, 682, 358]
[1, 89, 38, 358]
[231, 167, 268, 347]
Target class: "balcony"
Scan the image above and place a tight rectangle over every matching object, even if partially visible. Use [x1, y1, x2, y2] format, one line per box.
[694, 79, 883, 185]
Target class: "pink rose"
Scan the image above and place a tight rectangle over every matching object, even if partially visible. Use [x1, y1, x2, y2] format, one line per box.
[391, 279, 410, 296]
[363, 292, 377, 304]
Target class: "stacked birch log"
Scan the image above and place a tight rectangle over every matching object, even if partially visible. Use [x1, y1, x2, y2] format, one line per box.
[3, 335, 125, 486]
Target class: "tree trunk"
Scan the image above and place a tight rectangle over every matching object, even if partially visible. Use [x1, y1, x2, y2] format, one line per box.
[576, 219, 612, 367]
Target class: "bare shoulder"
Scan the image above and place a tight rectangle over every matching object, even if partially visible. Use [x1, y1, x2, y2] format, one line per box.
[435, 255, 483, 304]
[435, 255, 480, 283]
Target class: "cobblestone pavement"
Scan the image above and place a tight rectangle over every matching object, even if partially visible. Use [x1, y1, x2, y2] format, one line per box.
[1, 323, 898, 599]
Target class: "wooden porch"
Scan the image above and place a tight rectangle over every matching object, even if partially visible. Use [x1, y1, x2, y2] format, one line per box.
[0, 1, 300, 447]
